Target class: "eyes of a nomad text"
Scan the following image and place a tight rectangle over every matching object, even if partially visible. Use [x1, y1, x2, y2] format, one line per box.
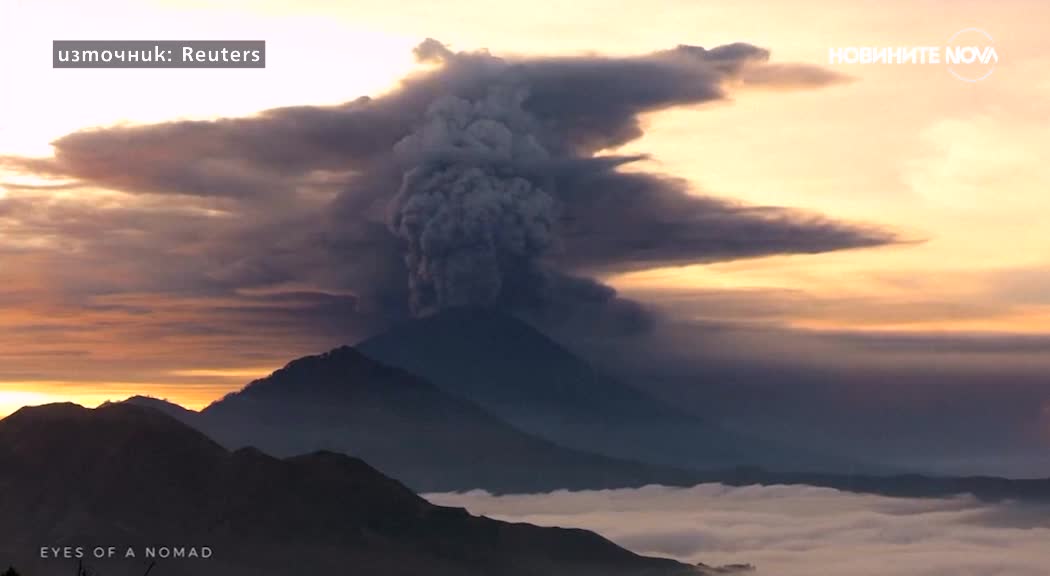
[40, 546, 214, 560]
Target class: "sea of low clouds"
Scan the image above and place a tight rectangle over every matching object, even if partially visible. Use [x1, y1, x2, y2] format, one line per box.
[427, 484, 1050, 576]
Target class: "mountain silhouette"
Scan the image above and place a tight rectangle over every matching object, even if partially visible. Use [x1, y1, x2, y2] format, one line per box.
[126, 347, 700, 493]
[124, 328, 1050, 502]
[358, 307, 843, 472]
[0, 403, 697, 576]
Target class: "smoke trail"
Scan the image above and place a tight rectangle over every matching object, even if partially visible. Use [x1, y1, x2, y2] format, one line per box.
[388, 86, 557, 314]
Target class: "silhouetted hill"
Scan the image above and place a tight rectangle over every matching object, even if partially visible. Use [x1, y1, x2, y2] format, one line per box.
[0, 403, 697, 576]
[358, 307, 849, 473]
[124, 395, 1050, 502]
[121, 340, 1050, 503]
[122, 395, 199, 420]
[126, 347, 701, 493]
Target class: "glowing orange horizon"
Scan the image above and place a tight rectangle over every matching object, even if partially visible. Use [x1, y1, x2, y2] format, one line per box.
[1, 0, 1049, 415]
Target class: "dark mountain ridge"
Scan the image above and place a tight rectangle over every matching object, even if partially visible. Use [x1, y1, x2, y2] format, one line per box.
[0, 403, 697, 576]
[129, 393, 1050, 503]
[127, 346, 701, 493]
[358, 307, 852, 473]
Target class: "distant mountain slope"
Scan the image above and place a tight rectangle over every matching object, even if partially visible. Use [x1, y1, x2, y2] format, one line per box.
[691, 466, 1050, 503]
[126, 347, 700, 493]
[358, 307, 844, 472]
[126, 396, 1050, 503]
[0, 403, 697, 576]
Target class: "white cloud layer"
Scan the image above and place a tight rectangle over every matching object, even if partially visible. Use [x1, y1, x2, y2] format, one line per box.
[427, 484, 1050, 576]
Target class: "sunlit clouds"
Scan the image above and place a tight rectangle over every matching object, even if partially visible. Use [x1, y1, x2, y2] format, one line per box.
[0, 0, 1048, 423]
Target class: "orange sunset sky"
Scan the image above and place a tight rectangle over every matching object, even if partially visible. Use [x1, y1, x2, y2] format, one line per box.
[0, 0, 1048, 416]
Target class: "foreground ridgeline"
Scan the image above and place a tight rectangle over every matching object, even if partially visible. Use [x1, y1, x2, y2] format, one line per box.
[0, 403, 697, 576]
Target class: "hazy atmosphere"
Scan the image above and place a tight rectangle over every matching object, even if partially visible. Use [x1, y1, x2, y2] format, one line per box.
[1, 1, 1048, 575]
[2, 0, 1049, 477]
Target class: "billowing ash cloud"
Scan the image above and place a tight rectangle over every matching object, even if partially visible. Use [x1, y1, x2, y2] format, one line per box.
[371, 44, 878, 311]
[390, 163, 556, 313]
[381, 39, 882, 312]
[387, 88, 556, 313]
[0, 38, 887, 320]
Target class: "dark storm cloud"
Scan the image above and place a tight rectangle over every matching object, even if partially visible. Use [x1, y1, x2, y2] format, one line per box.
[0, 96, 404, 198]
[1, 38, 883, 316]
[553, 167, 891, 272]
[2, 41, 802, 197]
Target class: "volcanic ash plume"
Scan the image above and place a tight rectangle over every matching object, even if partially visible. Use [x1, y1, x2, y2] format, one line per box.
[388, 89, 557, 315]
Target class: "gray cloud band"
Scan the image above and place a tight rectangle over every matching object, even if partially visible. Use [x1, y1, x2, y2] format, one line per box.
[3, 38, 888, 320]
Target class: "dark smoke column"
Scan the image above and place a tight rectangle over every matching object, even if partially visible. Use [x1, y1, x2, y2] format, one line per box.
[388, 90, 556, 315]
